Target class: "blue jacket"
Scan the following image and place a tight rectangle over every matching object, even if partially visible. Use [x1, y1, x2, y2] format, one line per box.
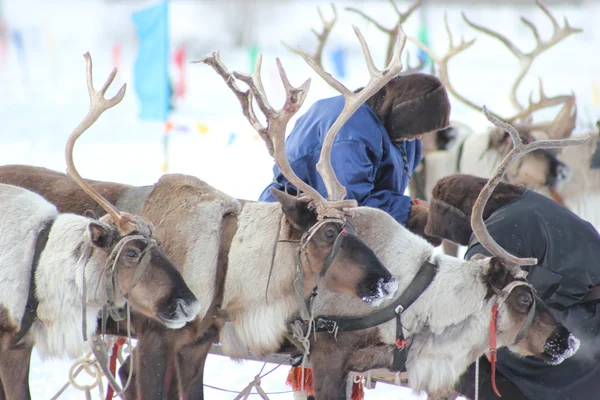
[258, 95, 421, 226]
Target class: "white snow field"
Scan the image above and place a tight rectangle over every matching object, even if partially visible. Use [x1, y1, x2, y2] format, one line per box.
[1, 0, 598, 398]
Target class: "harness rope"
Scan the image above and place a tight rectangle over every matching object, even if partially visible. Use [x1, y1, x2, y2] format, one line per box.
[484, 280, 537, 399]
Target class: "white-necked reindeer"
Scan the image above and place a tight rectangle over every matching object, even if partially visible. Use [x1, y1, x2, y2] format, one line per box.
[0, 53, 200, 400]
[302, 108, 589, 400]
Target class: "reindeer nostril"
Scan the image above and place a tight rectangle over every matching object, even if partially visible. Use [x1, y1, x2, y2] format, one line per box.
[176, 299, 189, 317]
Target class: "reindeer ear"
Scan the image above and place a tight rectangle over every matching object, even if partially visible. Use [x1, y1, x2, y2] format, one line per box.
[88, 222, 114, 249]
[484, 256, 511, 290]
[270, 188, 317, 232]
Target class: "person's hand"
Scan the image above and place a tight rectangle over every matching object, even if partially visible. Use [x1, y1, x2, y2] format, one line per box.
[407, 199, 442, 247]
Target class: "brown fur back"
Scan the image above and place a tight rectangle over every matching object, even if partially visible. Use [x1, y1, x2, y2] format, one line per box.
[141, 173, 240, 272]
[0, 165, 131, 217]
[426, 174, 525, 245]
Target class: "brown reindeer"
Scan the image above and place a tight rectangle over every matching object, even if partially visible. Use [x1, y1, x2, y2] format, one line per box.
[0, 28, 405, 399]
[295, 108, 589, 400]
[0, 53, 200, 400]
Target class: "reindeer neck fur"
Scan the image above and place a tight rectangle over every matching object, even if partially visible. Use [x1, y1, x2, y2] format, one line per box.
[556, 135, 600, 228]
[0, 185, 112, 359]
[422, 128, 501, 199]
[221, 201, 299, 358]
[457, 128, 507, 179]
[310, 207, 505, 394]
[31, 213, 116, 359]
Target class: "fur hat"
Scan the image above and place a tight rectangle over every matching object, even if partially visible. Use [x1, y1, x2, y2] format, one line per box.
[365, 73, 451, 141]
[424, 174, 526, 246]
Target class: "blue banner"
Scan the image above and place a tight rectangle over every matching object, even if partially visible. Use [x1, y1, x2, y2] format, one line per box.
[132, 1, 170, 121]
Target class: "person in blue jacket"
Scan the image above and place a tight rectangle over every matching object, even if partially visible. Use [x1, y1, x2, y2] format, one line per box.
[258, 73, 451, 244]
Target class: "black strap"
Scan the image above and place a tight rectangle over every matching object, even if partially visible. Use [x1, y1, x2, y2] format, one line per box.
[582, 285, 600, 303]
[455, 138, 466, 172]
[11, 219, 55, 347]
[313, 260, 438, 333]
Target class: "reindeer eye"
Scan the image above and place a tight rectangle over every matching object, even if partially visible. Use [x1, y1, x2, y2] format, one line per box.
[126, 250, 139, 258]
[518, 293, 532, 306]
[325, 229, 337, 239]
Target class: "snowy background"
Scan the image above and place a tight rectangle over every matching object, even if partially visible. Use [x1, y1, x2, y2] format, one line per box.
[1, 0, 599, 398]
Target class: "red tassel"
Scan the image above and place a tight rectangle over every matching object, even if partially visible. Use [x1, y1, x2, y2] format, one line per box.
[105, 337, 126, 400]
[350, 378, 364, 400]
[286, 367, 315, 396]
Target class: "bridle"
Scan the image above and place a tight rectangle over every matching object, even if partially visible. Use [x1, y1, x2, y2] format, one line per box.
[102, 233, 158, 323]
[292, 217, 356, 321]
[487, 280, 537, 397]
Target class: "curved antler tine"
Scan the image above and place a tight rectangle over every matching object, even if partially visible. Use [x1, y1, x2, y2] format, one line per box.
[200, 52, 336, 215]
[472, 106, 592, 268]
[463, 4, 581, 116]
[305, 25, 406, 204]
[408, 15, 490, 118]
[347, 0, 421, 64]
[282, 3, 337, 69]
[66, 52, 134, 234]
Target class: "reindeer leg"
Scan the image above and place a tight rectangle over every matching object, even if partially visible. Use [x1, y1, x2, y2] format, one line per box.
[0, 340, 33, 400]
[134, 324, 176, 400]
[310, 333, 349, 400]
[118, 353, 137, 400]
[176, 322, 222, 400]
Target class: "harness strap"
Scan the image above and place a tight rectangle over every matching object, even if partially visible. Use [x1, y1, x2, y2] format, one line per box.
[455, 138, 467, 172]
[293, 220, 355, 322]
[513, 296, 536, 345]
[312, 260, 438, 333]
[489, 305, 501, 398]
[11, 219, 55, 347]
[319, 224, 354, 278]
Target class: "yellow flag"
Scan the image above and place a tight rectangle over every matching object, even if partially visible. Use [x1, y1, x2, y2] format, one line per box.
[196, 122, 209, 134]
[592, 81, 600, 106]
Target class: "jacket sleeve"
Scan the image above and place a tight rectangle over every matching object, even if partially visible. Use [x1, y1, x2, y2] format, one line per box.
[327, 139, 413, 226]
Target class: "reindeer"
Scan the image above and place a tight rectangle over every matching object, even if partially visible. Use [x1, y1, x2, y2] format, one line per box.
[297, 108, 589, 400]
[0, 28, 405, 399]
[0, 53, 200, 400]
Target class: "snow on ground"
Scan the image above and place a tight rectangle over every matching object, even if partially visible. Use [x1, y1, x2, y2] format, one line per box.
[1, 0, 599, 398]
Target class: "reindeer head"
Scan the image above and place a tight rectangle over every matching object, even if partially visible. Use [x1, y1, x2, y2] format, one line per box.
[472, 255, 579, 364]
[468, 107, 591, 365]
[200, 25, 410, 306]
[65, 53, 200, 329]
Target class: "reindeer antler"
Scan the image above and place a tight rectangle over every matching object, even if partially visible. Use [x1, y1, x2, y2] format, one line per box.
[65, 52, 136, 235]
[198, 52, 336, 213]
[462, 1, 581, 118]
[471, 106, 593, 268]
[408, 13, 485, 116]
[400, 50, 426, 75]
[346, 0, 421, 65]
[282, 4, 337, 69]
[300, 25, 407, 203]
[201, 25, 406, 219]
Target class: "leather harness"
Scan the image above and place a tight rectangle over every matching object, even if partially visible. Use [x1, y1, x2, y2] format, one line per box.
[11, 219, 55, 347]
[309, 260, 438, 372]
